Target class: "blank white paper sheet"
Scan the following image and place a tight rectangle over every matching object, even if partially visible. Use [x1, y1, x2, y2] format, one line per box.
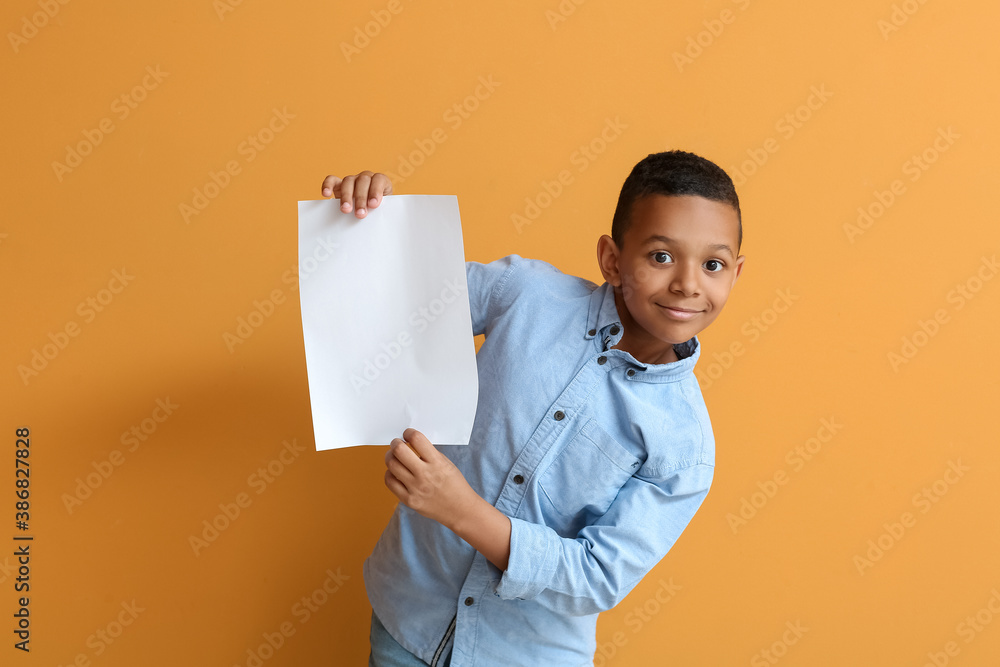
[297, 195, 479, 450]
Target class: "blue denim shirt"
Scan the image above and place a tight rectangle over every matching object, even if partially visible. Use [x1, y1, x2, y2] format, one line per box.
[363, 254, 715, 666]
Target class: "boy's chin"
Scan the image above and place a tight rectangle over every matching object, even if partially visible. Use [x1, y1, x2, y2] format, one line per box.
[656, 323, 704, 342]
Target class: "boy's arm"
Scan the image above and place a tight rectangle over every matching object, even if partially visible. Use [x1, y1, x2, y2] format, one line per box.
[495, 462, 713, 616]
[383, 427, 714, 616]
[322, 171, 517, 567]
[384, 428, 511, 571]
[323, 171, 523, 569]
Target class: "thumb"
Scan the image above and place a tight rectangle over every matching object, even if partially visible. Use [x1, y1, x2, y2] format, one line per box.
[321, 174, 343, 198]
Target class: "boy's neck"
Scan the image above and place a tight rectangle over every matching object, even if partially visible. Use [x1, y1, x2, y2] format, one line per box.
[610, 289, 680, 365]
[612, 338, 678, 365]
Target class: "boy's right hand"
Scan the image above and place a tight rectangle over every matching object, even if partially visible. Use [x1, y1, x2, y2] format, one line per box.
[320, 171, 393, 219]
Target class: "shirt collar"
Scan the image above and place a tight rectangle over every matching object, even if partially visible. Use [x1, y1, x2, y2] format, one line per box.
[585, 282, 701, 380]
[587, 280, 623, 342]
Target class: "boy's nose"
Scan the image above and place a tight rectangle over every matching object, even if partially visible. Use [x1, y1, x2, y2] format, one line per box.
[669, 267, 701, 296]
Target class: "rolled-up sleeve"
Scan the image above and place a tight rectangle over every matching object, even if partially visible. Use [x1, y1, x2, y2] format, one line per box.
[465, 255, 519, 336]
[494, 462, 714, 615]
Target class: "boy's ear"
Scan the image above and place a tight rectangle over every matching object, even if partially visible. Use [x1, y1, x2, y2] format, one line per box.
[732, 254, 746, 286]
[597, 235, 622, 287]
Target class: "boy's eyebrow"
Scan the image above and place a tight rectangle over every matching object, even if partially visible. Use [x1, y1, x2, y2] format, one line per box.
[642, 235, 734, 257]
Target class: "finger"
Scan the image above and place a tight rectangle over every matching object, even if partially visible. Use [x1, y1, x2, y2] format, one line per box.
[391, 434, 422, 459]
[385, 453, 415, 487]
[402, 428, 435, 460]
[384, 469, 406, 499]
[337, 175, 356, 213]
[353, 171, 374, 218]
[368, 173, 393, 209]
[390, 437, 423, 468]
[321, 175, 342, 198]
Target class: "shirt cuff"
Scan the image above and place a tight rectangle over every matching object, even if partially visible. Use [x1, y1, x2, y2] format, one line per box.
[494, 516, 559, 601]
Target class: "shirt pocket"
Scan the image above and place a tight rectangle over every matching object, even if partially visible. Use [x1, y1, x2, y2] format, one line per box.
[537, 419, 641, 534]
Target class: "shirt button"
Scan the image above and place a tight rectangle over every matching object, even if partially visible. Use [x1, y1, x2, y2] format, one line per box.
[553, 410, 565, 421]
[610, 325, 620, 336]
[465, 597, 474, 606]
[597, 356, 607, 365]
[513, 474, 524, 484]
[588, 328, 597, 336]
[627, 369, 636, 377]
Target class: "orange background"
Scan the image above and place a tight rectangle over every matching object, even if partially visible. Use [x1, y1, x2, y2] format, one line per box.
[3, 0, 1000, 665]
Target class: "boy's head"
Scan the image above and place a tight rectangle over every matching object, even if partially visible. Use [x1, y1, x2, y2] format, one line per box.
[597, 151, 746, 365]
[610, 150, 742, 251]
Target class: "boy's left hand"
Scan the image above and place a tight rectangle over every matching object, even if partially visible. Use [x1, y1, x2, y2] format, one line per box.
[384, 428, 479, 529]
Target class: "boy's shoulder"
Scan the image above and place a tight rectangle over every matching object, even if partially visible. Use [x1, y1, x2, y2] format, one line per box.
[622, 365, 715, 474]
[479, 253, 599, 298]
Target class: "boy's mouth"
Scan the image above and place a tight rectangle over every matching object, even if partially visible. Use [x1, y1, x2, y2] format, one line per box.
[658, 304, 702, 320]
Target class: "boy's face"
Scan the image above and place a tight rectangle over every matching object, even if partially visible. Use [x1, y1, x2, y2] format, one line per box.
[597, 194, 745, 364]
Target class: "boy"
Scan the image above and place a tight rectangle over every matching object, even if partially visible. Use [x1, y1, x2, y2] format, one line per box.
[320, 150, 746, 666]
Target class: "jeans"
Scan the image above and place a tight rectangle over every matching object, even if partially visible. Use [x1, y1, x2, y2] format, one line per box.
[369, 610, 452, 667]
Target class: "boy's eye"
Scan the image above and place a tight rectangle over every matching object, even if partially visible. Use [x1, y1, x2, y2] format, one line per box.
[652, 252, 671, 264]
[705, 259, 724, 272]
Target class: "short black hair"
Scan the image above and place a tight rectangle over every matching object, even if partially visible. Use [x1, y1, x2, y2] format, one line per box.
[611, 150, 742, 250]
